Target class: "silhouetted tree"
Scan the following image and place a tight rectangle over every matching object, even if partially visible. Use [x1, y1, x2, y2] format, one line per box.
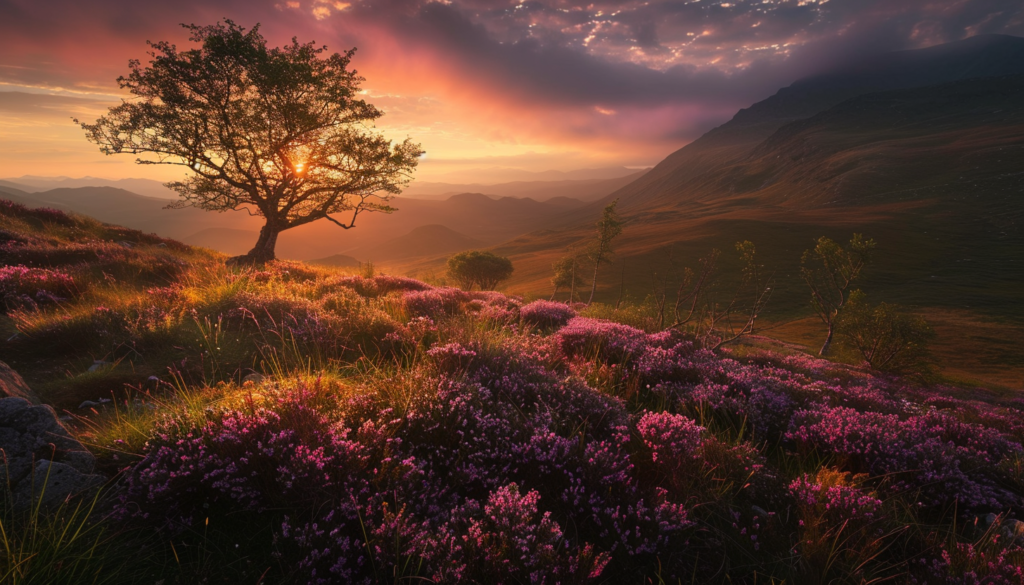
[801, 234, 876, 355]
[837, 290, 933, 372]
[586, 200, 623, 304]
[78, 20, 422, 265]
[447, 250, 514, 291]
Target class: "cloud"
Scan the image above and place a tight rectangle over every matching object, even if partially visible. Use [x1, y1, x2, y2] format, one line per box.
[1, 0, 1022, 176]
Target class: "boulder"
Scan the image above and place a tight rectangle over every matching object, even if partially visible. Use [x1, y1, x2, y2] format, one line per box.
[0, 397, 103, 510]
[0, 360, 39, 404]
[13, 461, 104, 508]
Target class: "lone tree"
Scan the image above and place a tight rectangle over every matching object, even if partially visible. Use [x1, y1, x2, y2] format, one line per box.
[78, 20, 422, 264]
[586, 200, 624, 305]
[446, 250, 514, 291]
[801, 233, 876, 355]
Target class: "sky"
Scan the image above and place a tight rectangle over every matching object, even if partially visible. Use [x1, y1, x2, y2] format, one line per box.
[1, 0, 1023, 184]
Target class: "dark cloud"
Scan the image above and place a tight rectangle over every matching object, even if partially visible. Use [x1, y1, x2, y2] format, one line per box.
[334, 0, 1024, 111]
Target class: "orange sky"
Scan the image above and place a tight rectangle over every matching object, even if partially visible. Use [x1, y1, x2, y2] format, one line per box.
[1, 0, 1022, 184]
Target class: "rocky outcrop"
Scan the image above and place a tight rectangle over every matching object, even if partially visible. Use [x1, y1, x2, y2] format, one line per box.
[0, 360, 40, 404]
[0, 397, 104, 509]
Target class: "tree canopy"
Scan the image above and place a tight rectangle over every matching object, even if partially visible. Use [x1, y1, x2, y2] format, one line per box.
[78, 20, 422, 264]
[801, 233, 876, 355]
[447, 251, 514, 291]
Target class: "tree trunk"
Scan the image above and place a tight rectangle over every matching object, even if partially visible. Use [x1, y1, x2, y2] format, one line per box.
[587, 261, 601, 305]
[230, 221, 281, 266]
[818, 324, 834, 356]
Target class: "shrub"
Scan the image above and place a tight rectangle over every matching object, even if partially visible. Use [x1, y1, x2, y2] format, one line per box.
[446, 250, 514, 291]
[430, 483, 611, 584]
[520, 299, 575, 329]
[403, 288, 468, 319]
[0, 265, 77, 304]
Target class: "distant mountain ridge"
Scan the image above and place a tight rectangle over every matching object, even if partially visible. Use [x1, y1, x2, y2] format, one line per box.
[401, 172, 644, 202]
[602, 34, 1024, 213]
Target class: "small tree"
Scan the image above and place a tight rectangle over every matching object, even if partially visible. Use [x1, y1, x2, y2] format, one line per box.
[78, 20, 422, 265]
[551, 245, 589, 301]
[837, 290, 933, 372]
[801, 234, 876, 356]
[446, 251, 514, 291]
[586, 200, 624, 305]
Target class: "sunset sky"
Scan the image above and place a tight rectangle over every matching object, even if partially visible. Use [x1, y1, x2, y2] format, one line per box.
[1, 0, 1023, 184]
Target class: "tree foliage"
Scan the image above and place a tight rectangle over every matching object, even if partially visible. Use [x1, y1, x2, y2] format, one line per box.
[78, 20, 422, 264]
[801, 234, 876, 355]
[586, 200, 624, 304]
[551, 244, 589, 302]
[446, 251, 514, 291]
[837, 290, 933, 373]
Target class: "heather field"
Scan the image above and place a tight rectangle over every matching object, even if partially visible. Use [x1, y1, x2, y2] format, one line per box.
[3, 200, 1024, 585]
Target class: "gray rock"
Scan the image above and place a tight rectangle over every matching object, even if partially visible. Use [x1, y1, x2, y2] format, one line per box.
[0, 361, 40, 404]
[0, 396, 102, 510]
[79, 400, 101, 409]
[116, 240, 134, 249]
[13, 460, 104, 509]
[87, 360, 113, 373]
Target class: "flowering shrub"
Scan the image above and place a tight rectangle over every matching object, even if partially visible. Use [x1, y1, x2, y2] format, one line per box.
[520, 300, 575, 329]
[556, 317, 648, 364]
[403, 287, 468, 318]
[119, 393, 370, 530]
[786, 407, 1023, 510]
[431, 483, 611, 584]
[333, 274, 434, 297]
[0, 265, 77, 302]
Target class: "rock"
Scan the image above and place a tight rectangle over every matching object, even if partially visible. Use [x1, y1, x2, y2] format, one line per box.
[156, 242, 168, 248]
[242, 372, 266, 385]
[0, 396, 103, 510]
[116, 240, 134, 249]
[13, 460, 104, 509]
[87, 360, 113, 373]
[0, 360, 40, 404]
[79, 400, 101, 409]
[1003, 519, 1024, 544]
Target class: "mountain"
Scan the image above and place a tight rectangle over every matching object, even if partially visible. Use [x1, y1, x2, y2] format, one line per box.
[3, 175, 178, 200]
[401, 172, 646, 202]
[309, 254, 361, 268]
[420, 166, 645, 184]
[490, 36, 1024, 322]
[604, 34, 1024, 213]
[2, 176, 178, 199]
[347, 224, 483, 262]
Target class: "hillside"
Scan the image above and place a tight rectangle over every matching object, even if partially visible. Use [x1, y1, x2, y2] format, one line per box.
[3, 197, 1024, 584]
[348, 224, 484, 262]
[0, 186, 580, 262]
